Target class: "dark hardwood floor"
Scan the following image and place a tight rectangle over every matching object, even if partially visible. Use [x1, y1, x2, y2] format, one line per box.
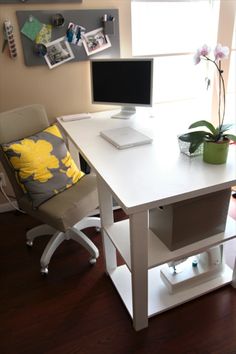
[1, 200, 236, 354]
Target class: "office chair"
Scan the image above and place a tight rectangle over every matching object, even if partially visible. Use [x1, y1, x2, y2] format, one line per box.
[0, 104, 101, 274]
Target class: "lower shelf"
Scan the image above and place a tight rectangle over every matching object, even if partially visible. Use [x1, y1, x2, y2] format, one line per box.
[109, 264, 233, 318]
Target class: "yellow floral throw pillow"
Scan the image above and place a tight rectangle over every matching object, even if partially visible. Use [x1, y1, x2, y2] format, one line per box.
[2, 124, 84, 208]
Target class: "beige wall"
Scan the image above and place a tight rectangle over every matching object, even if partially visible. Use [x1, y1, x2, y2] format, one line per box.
[0, 0, 132, 203]
[0, 0, 132, 118]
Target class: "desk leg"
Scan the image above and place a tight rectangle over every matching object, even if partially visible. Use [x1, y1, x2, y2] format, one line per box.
[130, 211, 148, 331]
[67, 139, 81, 170]
[232, 257, 236, 288]
[97, 175, 117, 273]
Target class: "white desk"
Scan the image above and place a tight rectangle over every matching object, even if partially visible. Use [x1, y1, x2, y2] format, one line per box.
[58, 109, 236, 331]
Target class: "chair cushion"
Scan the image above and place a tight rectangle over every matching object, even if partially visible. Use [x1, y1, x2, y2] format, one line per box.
[19, 173, 99, 232]
[2, 124, 84, 208]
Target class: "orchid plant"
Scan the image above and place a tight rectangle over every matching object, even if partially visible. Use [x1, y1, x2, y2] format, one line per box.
[179, 43, 236, 153]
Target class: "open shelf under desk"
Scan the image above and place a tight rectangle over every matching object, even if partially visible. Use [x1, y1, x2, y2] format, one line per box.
[104, 216, 236, 271]
[109, 264, 233, 318]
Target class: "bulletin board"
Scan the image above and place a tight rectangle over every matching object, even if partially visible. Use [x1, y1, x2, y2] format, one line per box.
[16, 9, 120, 67]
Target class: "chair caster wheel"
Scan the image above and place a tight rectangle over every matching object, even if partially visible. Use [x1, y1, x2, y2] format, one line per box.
[89, 257, 97, 265]
[41, 267, 48, 275]
[26, 240, 33, 247]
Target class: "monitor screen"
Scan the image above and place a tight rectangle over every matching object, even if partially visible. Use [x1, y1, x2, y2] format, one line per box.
[90, 58, 153, 118]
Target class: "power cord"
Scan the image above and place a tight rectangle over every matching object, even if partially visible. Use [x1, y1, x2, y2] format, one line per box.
[0, 180, 25, 213]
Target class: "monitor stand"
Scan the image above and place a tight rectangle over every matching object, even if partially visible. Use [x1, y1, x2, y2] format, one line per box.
[111, 106, 136, 119]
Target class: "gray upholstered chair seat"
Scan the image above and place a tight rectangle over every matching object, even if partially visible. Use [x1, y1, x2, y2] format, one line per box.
[19, 173, 98, 232]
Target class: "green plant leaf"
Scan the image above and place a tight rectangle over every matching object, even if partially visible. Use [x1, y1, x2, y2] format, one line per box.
[224, 134, 236, 142]
[219, 123, 233, 133]
[178, 131, 210, 142]
[178, 131, 210, 153]
[189, 141, 203, 154]
[189, 120, 217, 135]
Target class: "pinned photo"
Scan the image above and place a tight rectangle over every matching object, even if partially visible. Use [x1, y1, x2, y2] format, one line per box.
[66, 22, 86, 47]
[82, 27, 111, 56]
[44, 37, 74, 69]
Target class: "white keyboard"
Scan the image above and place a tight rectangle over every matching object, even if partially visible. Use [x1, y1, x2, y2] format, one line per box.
[58, 113, 91, 122]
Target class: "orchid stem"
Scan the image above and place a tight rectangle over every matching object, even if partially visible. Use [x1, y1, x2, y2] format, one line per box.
[203, 56, 226, 140]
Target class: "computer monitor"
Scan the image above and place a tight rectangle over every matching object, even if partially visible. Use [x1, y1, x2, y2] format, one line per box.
[90, 58, 153, 119]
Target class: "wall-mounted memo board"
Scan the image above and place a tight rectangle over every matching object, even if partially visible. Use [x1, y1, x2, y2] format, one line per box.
[16, 9, 120, 66]
[0, 1, 82, 3]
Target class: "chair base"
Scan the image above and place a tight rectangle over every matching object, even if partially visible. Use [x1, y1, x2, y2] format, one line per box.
[26, 217, 101, 274]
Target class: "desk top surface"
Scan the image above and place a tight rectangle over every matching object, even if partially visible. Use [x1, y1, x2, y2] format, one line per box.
[58, 109, 236, 214]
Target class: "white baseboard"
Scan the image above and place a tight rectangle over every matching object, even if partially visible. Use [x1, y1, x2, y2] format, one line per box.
[0, 201, 18, 213]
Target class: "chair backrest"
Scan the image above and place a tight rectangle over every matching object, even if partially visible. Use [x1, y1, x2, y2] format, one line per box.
[0, 104, 49, 143]
[0, 104, 50, 200]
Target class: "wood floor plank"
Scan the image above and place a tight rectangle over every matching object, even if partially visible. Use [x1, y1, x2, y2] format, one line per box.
[0, 201, 236, 354]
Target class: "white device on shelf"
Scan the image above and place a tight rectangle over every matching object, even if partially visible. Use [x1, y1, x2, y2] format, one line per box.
[160, 246, 224, 294]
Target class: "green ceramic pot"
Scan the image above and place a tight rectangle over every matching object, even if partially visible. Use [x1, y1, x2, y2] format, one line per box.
[203, 140, 229, 164]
